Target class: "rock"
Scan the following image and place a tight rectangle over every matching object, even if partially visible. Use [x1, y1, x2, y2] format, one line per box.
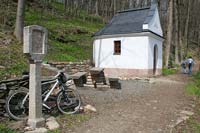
[79, 106, 84, 113]
[180, 110, 194, 116]
[175, 118, 184, 125]
[3, 38, 12, 45]
[181, 115, 189, 121]
[191, 104, 195, 108]
[46, 117, 60, 130]
[0, 65, 5, 69]
[149, 79, 156, 84]
[25, 128, 48, 133]
[145, 103, 151, 106]
[84, 104, 97, 113]
[153, 107, 157, 110]
[151, 100, 158, 103]
[46, 116, 56, 121]
[10, 121, 25, 130]
[24, 126, 34, 131]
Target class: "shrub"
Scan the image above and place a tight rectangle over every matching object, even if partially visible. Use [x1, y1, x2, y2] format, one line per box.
[186, 71, 200, 97]
[162, 68, 178, 76]
[0, 124, 16, 133]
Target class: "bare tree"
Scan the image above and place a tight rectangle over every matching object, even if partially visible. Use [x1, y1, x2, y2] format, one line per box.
[174, 0, 179, 64]
[95, 1, 99, 16]
[183, 0, 191, 58]
[164, 0, 173, 67]
[14, 0, 26, 42]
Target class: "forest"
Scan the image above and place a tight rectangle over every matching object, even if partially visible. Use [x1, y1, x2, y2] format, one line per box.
[56, 0, 200, 67]
[0, 0, 200, 132]
[0, 0, 200, 69]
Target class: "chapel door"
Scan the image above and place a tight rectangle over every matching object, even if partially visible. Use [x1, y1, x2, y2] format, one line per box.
[153, 45, 158, 75]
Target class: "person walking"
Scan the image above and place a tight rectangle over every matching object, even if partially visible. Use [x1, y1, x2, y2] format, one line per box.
[187, 56, 194, 75]
[181, 60, 187, 74]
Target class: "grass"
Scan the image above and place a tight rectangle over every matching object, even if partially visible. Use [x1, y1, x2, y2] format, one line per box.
[162, 68, 178, 76]
[47, 114, 91, 133]
[0, 1, 104, 79]
[174, 101, 200, 133]
[186, 71, 200, 96]
[173, 71, 200, 132]
[0, 32, 28, 79]
[0, 124, 17, 133]
[0, 123, 19, 133]
[48, 129, 61, 133]
[53, 114, 91, 132]
[25, 5, 103, 62]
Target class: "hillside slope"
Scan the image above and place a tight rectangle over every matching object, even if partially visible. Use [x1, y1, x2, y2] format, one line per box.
[0, 1, 104, 79]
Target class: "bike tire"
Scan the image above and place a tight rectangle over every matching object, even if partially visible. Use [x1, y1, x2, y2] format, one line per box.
[6, 88, 29, 120]
[56, 88, 81, 114]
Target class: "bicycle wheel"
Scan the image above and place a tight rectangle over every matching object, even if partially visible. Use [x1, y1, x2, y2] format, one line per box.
[6, 88, 29, 120]
[57, 88, 81, 114]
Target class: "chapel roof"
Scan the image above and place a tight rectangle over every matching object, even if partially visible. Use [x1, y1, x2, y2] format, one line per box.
[94, 1, 160, 37]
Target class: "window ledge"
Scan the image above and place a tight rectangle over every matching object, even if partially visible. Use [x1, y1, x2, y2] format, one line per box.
[113, 53, 121, 55]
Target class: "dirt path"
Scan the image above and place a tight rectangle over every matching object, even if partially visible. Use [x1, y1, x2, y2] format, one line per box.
[73, 74, 194, 133]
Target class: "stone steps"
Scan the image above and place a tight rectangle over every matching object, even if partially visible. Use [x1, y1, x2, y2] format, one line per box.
[84, 74, 109, 88]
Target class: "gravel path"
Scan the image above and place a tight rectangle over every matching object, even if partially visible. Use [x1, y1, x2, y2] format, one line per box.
[72, 74, 194, 133]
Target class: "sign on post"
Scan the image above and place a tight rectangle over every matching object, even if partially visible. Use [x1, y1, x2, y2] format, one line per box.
[23, 25, 48, 128]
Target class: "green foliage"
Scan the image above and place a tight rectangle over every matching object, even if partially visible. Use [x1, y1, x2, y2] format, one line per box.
[25, 7, 103, 62]
[186, 71, 200, 96]
[0, 124, 17, 133]
[57, 114, 91, 129]
[178, 107, 200, 133]
[185, 117, 200, 132]
[48, 129, 61, 133]
[162, 68, 178, 76]
[186, 82, 200, 96]
[0, 33, 28, 79]
[0, 1, 104, 79]
[193, 71, 200, 80]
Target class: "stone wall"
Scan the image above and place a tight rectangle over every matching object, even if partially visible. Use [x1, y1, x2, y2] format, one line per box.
[48, 60, 91, 75]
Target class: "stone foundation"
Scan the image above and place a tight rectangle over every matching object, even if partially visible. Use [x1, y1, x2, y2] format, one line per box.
[48, 60, 91, 75]
[47, 61, 162, 78]
[104, 68, 162, 78]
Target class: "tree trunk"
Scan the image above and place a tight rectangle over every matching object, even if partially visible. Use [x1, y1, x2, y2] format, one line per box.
[64, 0, 67, 11]
[136, 0, 140, 7]
[113, 0, 116, 14]
[95, 1, 99, 16]
[129, 0, 133, 8]
[179, 30, 184, 61]
[164, 0, 173, 67]
[183, 0, 191, 57]
[198, 27, 200, 59]
[14, 0, 26, 42]
[174, 0, 179, 64]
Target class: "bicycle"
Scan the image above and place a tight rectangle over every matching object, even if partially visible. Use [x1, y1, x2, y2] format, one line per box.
[5, 71, 81, 120]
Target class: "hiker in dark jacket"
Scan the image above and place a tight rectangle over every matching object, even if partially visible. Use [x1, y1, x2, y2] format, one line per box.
[181, 60, 187, 74]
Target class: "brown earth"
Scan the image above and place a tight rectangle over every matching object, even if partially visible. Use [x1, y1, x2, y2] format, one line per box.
[70, 74, 195, 133]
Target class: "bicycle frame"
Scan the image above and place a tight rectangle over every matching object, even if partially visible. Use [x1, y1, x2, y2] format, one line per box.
[42, 79, 59, 110]
[6, 71, 81, 120]
[21, 72, 65, 110]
